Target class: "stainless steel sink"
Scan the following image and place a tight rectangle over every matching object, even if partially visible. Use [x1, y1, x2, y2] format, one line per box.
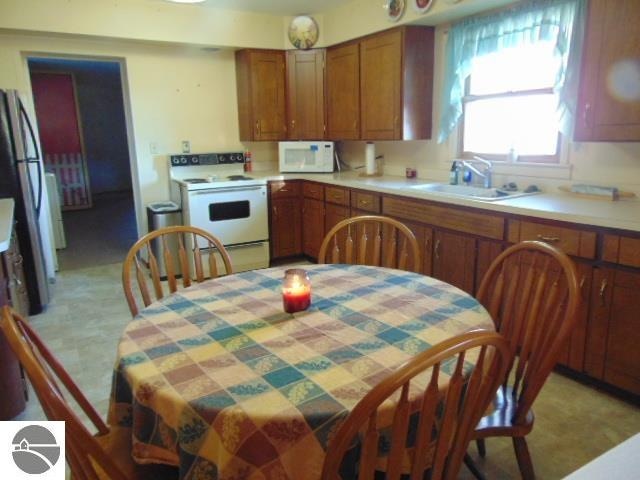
[409, 183, 540, 201]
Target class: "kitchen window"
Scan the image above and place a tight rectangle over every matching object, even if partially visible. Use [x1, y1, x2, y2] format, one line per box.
[460, 41, 561, 164]
[438, 0, 588, 163]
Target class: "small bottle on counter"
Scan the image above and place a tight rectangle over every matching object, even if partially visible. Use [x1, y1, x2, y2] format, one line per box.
[244, 151, 252, 173]
[449, 161, 459, 185]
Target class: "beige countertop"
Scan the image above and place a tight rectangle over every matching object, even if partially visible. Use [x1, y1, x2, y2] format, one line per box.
[0, 198, 15, 252]
[255, 171, 640, 233]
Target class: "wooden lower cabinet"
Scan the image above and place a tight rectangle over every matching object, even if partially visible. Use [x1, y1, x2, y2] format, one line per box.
[271, 197, 301, 258]
[1, 229, 28, 419]
[324, 203, 351, 261]
[586, 267, 640, 396]
[432, 230, 476, 295]
[302, 198, 325, 258]
[557, 262, 592, 372]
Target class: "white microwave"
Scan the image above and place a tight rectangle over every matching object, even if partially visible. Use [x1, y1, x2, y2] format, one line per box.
[278, 141, 334, 173]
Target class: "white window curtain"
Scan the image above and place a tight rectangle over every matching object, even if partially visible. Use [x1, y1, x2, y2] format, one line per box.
[438, 0, 587, 143]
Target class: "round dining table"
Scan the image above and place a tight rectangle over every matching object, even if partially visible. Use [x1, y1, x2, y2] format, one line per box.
[108, 264, 494, 480]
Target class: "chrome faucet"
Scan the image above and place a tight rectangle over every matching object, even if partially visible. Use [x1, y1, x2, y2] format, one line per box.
[461, 156, 493, 188]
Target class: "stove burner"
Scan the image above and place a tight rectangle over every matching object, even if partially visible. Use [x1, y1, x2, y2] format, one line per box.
[183, 178, 208, 184]
[227, 175, 254, 181]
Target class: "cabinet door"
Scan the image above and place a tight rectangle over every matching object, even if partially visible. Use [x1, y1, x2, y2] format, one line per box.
[286, 49, 325, 140]
[475, 240, 503, 294]
[271, 198, 302, 259]
[557, 262, 592, 372]
[432, 230, 476, 295]
[575, 0, 640, 141]
[302, 198, 325, 258]
[324, 203, 351, 261]
[236, 50, 286, 141]
[4, 233, 29, 317]
[360, 29, 402, 140]
[586, 267, 640, 394]
[326, 42, 360, 140]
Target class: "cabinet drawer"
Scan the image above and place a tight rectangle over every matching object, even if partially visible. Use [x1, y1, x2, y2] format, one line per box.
[270, 181, 300, 199]
[351, 190, 381, 213]
[602, 234, 640, 267]
[507, 219, 596, 259]
[303, 182, 324, 200]
[325, 186, 350, 206]
[383, 196, 504, 240]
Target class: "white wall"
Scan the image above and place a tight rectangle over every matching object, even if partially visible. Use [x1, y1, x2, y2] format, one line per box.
[0, 32, 248, 234]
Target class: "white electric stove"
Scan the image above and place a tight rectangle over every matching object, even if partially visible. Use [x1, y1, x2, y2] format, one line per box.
[169, 152, 269, 272]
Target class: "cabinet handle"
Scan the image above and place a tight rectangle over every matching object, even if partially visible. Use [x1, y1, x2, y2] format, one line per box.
[579, 276, 586, 290]
[599, 278, 608, 307]
[353, 120, 357, 130]
[583, 103, 591, 128]
[280, 189, 289, 193]
[536, 234, 560, 243]
[434, 239, 441, 260]
[359, 200, 370, 206]
[291, 119, 295, 129]
[255, 120, 261, 136]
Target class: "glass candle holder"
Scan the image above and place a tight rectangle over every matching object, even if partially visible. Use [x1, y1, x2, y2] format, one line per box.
[282, 268, 311, 313]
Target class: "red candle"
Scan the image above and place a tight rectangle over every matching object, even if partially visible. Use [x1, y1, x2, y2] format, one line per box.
[282, 269, 311, 313]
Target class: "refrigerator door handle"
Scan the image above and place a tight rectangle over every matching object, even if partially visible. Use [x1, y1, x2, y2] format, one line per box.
[19, 99, 40, 161]
[26, 159, 43, 217]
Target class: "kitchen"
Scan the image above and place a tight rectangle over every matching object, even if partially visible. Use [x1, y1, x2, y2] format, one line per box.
[1, 0, 639, 478]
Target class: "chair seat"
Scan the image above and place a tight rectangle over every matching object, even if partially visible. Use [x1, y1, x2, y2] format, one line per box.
[474, 386, 535, 439]
[93, 427, 178, 480]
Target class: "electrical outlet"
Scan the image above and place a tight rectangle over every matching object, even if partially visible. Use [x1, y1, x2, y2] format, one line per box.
[149, 142, 158, 154]
[181, 140, 190, 153]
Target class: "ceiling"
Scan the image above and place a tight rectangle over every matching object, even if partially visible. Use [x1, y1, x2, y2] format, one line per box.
[165, 0, 346, 15]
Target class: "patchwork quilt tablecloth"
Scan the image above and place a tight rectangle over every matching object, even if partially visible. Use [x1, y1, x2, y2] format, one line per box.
[108, 264, 494, 479]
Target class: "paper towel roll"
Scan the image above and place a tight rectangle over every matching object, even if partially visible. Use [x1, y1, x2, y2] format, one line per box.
[365, 142, 376, 175]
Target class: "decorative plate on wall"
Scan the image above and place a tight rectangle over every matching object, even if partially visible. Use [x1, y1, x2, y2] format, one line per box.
[413, 0, 434, 13]
[384, 0, 406, 22]
[288, 15, 319, 50]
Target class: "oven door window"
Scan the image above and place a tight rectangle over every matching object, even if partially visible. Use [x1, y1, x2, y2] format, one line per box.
[209, 200, 250, 221]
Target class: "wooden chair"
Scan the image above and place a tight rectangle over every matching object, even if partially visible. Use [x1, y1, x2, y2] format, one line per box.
[321, 330, 510, 480]
[469, 241, 581, 480]
[318, 215, 421, 273]
[122, 225, 232, 316]
[0, 306, 177, 480]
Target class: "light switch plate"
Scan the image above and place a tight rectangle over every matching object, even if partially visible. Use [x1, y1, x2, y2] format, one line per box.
[181, 140, 190, 153]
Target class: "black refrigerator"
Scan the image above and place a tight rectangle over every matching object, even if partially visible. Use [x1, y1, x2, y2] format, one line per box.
[0, 89, 50, 314]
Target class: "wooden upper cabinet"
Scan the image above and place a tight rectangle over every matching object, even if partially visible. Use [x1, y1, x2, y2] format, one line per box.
[575, 0, 640, 141]
[360, 26, 434, 140]
[235, 49, 286, 141]
[286, 49, 325, 140]
[326, 42, 360, 140]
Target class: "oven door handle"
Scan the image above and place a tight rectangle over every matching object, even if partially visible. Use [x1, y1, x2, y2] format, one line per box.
[191, 185, 265, 194]
[224, 241, 267, 250]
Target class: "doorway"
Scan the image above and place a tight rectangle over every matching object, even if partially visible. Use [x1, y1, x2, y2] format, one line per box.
[27, 57, 138, 271]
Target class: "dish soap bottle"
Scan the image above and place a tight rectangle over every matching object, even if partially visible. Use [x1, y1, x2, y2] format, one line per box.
[449, 161, 459, 185]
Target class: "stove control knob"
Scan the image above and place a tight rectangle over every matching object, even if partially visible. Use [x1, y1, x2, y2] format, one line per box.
[180, 156, 187, 164]
[191, 157, 198, 165]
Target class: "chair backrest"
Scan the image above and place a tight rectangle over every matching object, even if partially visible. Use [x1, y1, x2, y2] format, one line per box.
[321, 330, 510, 480]
[475, 240, 580, 425]
[0, 306, 130, 480]
[318, 215, 421, 273]
[122, 225, 233, 316]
